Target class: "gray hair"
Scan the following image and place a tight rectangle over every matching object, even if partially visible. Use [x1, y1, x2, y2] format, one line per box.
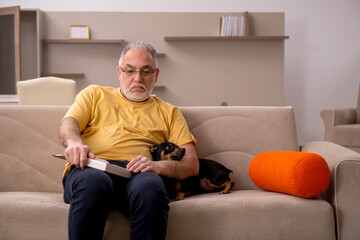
[119, 41, 158, 68]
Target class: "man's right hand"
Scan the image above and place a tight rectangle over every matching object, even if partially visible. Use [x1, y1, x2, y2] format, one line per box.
[64, 142, 96, 169]
[58, 117, 95, 169]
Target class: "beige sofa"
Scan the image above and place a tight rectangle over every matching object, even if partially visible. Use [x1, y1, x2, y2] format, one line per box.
[1, 105, 360, 240]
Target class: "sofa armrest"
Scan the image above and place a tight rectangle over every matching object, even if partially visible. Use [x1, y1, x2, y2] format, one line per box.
[302, 141, 360, 240]
[321, 108, 357, 127]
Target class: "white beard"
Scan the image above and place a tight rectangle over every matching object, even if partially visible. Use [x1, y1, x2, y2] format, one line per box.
[123, 82, 154, 102]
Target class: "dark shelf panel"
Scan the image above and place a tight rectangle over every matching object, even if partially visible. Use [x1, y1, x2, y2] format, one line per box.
[43, 39, 126, 44]
[164, 36, 289, 41]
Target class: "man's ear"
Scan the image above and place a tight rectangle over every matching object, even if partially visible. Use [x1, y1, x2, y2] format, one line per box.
[154, 68, 160, 82]
[118, 66, 124, 81]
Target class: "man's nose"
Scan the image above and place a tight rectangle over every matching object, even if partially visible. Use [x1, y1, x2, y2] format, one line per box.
[133, 71, 143, 82]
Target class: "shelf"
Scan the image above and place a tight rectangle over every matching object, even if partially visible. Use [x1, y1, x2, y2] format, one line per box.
[41, 73, 85, 78]
[43, 39, 164, 57]
[164, 36, 289, 41]
[43, 39, 126, 44]
[42, 40, 124, 80]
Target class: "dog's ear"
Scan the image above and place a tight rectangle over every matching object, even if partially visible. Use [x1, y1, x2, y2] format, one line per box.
[150, 145, 158, 153]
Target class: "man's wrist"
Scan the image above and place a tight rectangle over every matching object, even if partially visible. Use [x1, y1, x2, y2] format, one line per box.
[66, 138, 84, 148]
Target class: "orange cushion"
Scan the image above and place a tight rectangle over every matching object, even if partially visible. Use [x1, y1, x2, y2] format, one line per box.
[249, 151, 330, 198]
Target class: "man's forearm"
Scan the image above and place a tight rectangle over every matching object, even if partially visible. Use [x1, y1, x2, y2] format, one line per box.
[58, 117, 94, 168]
[127, 143, 199, 179]
[157, 158, 199, 179]
[58, 117, 83, 147]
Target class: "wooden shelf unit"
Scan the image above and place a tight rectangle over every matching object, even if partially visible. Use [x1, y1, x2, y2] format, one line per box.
[37, 11, 287, 106]
[42, 39, 126, 44]
[41, 73, 85, 78]
[164, 11, 288, 42]
[164, 36, 289, 41]
[42, 39, 126, 78]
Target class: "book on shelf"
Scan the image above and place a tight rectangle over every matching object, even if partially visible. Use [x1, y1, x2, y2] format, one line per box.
[52, 154, 133, 178]
[219, 15, 246, 37]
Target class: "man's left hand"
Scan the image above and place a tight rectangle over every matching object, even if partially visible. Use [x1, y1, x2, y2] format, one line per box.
[127, 155, 161, 174]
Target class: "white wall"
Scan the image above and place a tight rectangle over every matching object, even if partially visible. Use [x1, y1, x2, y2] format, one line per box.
[1, 0, 360, 145]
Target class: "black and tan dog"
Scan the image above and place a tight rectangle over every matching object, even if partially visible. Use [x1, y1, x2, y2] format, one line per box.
[150, 142, 234, 200]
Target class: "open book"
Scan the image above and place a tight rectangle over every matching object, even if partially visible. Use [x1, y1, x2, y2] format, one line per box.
[52, 154, 133, 179]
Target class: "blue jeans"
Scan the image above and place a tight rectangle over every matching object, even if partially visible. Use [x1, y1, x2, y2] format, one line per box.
[63, 162, 170, 240]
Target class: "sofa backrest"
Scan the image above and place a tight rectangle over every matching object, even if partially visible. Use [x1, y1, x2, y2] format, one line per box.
[0, 105, 299, 193]
[180, 106, 299, 190]
[0, 106, 68, 193]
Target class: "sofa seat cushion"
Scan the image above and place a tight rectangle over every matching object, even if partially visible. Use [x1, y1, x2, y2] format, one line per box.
[0, 192, 132, 240]
[0, 190, 335, 240]
[166, 190, 334, 240]
[0, 192, 68, 240]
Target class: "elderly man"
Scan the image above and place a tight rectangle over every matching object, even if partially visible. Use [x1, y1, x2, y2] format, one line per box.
[59, 41, 199, 240]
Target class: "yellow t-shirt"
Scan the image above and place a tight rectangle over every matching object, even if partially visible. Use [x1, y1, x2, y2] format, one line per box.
[62, 85, 196, 176]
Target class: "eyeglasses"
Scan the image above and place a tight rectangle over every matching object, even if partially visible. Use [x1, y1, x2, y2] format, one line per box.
[120, 67, 157, 77]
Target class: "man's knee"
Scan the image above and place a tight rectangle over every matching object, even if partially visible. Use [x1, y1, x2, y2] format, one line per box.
[129, 172, 167, 197]
[63, 167, 114, 204]
[126, 172, 169, 209]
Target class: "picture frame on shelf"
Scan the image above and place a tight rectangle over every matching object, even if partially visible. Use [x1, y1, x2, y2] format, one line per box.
[69, 25, 90, 40]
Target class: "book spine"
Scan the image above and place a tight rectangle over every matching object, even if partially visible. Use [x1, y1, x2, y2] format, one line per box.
[106, 164, 133, 178]
[220, 14, 247, 37]
[240, 15, 246, 37]
[219, 16, 225, 37]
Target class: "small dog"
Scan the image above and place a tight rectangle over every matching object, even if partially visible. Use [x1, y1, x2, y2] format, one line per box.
[150, 142, 234, 200]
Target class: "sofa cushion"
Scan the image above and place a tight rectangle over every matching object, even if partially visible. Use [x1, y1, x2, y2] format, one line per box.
[249, 151, 330, 198]
[0, 192, 68, 240]
[0, 190, 335, 240]
[166, 190, 334, 240]
[180, 106, 299, 191]
[0, 106, 67, 192]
